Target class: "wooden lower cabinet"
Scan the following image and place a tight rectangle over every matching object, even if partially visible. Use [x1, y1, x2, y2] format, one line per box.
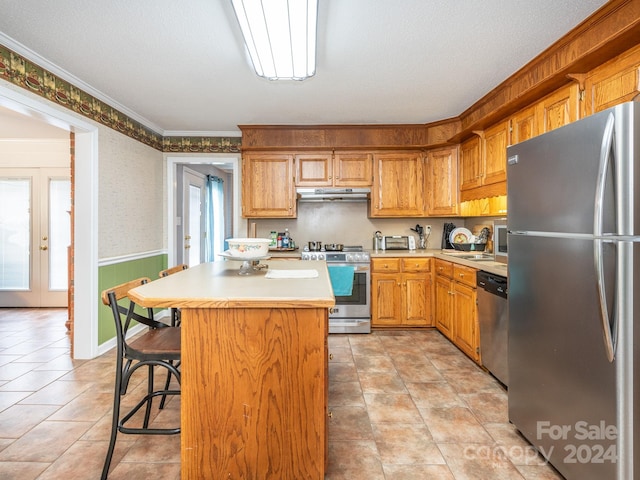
[434, 259, 480, 363]
[371, 257, 432, 327]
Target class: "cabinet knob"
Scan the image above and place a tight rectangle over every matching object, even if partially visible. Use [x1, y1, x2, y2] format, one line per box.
[459, 273, 465, 278]
[329, 353, 334, 360]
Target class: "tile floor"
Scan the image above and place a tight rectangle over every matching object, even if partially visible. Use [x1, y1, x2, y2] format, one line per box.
[0, 308, 563, 479]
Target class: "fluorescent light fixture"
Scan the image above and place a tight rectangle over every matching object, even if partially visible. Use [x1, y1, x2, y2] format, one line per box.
[231, 0, 318, 80]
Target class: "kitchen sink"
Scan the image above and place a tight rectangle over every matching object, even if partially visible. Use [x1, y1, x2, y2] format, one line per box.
[454, 254, 494, 261]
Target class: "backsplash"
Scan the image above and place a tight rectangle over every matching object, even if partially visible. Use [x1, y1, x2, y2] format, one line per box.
[250, 202, 501, 251]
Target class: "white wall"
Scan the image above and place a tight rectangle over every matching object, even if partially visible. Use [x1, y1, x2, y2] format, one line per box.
[98, 127, 164, 258]
[0, 139, 69, 167]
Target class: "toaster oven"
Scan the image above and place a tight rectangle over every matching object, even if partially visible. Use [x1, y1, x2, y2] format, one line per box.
[382, 235, 416, 250]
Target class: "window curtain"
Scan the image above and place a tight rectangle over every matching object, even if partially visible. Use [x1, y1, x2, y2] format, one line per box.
[205, 175, 225, 262]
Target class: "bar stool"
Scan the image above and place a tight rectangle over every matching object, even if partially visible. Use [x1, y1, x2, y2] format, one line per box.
[159, 264, 188, 326]
[101, 277, 181, 479]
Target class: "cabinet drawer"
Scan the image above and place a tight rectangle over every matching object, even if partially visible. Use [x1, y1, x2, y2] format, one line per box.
[401, 257, 431, 273]
[372, 258, 401, 273]
[453, 264, 477, 287]
[434, 259, 453, 278]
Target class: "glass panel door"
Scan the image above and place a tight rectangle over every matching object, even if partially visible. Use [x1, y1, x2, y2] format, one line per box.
[0, 168, 70, 307]
[0, 177, 30, 290]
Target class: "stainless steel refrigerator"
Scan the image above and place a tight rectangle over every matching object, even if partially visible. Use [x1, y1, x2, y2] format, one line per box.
[507, 101, 639, 480]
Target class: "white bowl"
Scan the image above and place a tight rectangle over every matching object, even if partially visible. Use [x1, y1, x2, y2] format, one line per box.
[226, 238, 271, 258]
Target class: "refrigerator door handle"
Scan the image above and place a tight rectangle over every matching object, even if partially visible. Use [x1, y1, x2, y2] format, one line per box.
[593, 112, 616, 362]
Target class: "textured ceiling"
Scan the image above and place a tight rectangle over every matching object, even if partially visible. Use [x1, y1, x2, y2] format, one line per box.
[0, 0, 608, 135]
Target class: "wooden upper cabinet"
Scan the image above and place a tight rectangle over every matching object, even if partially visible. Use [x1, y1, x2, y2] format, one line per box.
[370, 152, 426, 217]
[295, 152, 372, 187]
[295, 152, 333, 186]
[460, 120, 508, 193]
[333, 152, 373, 187]
[242, 153, 296, 218]
[426, 146, 458, 216]
[510, 105, 537, 145]
[536, 83, 580, 134]
[459, 136, 482, 191]
[583, 43, 640, 117]
[482, 119, 509, 185]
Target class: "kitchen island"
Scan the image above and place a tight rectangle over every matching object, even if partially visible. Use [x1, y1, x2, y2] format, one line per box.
[128, 260, 335, 480]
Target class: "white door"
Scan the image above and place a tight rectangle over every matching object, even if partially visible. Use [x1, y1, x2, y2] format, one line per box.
[0, 168, 71, 307]
[182, 170, 206, 267]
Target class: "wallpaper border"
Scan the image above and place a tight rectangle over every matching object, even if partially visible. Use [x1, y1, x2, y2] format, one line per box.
[0, 43, 241, 154]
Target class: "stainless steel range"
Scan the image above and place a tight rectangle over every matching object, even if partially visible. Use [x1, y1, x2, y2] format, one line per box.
[301, 246, 371, 333]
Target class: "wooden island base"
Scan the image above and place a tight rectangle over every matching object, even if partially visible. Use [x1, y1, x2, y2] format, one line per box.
[181, 306, 328, 479]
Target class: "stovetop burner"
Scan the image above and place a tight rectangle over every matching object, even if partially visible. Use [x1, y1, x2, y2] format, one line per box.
[300, 244, 369, 263]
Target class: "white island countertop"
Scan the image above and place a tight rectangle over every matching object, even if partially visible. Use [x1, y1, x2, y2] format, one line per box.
[128, 260, 335, 309]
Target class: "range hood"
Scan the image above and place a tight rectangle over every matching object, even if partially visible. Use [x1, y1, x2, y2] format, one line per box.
[296, 187, 370, 202]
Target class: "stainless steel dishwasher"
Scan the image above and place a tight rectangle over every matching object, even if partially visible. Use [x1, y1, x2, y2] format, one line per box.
[477, 270, 508, 386]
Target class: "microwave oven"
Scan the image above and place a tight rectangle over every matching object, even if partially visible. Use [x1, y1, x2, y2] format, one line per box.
[493, 219, 508, 264]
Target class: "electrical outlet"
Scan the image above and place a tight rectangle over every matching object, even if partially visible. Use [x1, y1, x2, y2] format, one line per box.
[425, 225, 432, 233]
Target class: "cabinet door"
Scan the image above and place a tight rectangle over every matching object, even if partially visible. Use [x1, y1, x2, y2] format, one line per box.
[459, 137, 482, 191]
[511, 105, 537, 145]
[295, 153, 333, 186]
[483, 120, 508, 185]
[371, 152, 425, 217]
[333, 152, 372, 187]
[403, 273, 432, 326]
[453, 281, 478, 362]
[242, 153, 296, 218]
[371, 274, 401, 326]
[536, 83, 580, 134]
[427, 146, 459, 216]
[583, 44, 640, 117]
[434, 275, 453, 339]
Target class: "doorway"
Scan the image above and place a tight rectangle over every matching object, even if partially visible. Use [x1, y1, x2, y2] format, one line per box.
[0, 84, 99, 359]
[0, 167, 70, 307]
[167, 156, 246, 268]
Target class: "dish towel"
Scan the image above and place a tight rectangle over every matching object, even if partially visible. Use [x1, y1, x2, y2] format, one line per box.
[328, 265, 355, 296]
[265, 269, 319, 279]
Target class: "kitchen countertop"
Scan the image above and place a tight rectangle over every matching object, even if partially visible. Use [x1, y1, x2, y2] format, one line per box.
[267, 248, 508, 277]
[128, 260, 336, 309]
[370, 249, 508, 277]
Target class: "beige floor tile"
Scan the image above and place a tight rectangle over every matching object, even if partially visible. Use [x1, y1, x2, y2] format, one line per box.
[328, 361, 359, 383]
[0, 369, 66, 392]
[0, 404, 60, 438]
[37, 439, 135, 480]
[0, 420, 93, 462]
[18, 380, 94, 405]
[371, 423, 442, 465]
[405, 382, 466, 408]
[438, 442, 527, 480]
[358, 371, 408, 394]
[326, 440, 385, 480]
[328, 380, 365, 406]
[353, 354, 396, 374]
[364, 393, 422, 424]
[459, 389, 509, 424]
[0, 461, 49, 480]
[328, 405, 374, 441]
[418, 406, 494, 444]
[382, 463, 455, 480]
